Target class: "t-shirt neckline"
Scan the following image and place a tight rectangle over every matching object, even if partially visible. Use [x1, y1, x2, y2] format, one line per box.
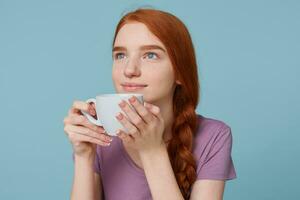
[117, 137, 145, 174]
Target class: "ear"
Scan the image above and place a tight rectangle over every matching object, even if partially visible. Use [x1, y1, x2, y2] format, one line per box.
[176, 80, 182, 85]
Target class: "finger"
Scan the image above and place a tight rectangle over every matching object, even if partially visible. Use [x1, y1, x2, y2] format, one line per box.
[64, 115, 105, 134]
[144, 102, 163, 121]
[89, 102, 97, 117]
[118, 100, 146, 130]
[128, 96, 153, 124]
[68, 131, 111, 146]
[116, 129, 134, 143]
[64, 124, 113, 143]
[68, 107, 81, 116]
[115, 112, 141, 138]
[69, 100, 95, 116]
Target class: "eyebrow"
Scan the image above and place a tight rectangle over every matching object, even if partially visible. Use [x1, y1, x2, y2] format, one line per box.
[112, 45, 166, 53]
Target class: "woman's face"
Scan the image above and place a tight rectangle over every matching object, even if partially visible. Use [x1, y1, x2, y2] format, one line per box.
[112, 22, 178, 104]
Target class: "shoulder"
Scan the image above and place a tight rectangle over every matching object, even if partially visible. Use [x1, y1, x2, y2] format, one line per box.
[192, 114, 233, 157]
[192, 114, 237, 180]
[194, 114, 232, 139]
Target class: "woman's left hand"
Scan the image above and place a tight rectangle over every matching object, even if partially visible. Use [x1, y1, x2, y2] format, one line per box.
[115, 95, 166, 154]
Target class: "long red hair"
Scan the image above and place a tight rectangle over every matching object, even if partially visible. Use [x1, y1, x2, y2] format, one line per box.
[112, 8, 200, 199]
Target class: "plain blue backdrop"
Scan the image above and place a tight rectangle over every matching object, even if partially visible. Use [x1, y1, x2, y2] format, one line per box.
[1, 0, 299, 199]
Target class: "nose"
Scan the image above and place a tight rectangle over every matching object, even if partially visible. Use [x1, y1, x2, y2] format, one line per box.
[123, 56, 141, 78]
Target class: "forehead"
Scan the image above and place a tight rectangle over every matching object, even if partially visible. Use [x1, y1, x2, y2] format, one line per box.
[114, 22, 165, 49]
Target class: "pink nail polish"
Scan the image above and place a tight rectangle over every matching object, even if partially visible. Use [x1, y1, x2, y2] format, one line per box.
[116, 113, 123, 120]
[119, 100, 126, 107]
[129, 96, 136, 103]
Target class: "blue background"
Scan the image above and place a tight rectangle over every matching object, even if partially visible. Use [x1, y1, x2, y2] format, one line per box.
[1, 0, 299, 199]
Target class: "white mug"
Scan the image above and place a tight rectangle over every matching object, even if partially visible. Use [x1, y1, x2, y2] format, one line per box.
[81, 93, 144, 136]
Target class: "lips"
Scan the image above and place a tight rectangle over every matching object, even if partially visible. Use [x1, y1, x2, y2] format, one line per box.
[121, 83, 147, 91]
[121, 83, 147, 87]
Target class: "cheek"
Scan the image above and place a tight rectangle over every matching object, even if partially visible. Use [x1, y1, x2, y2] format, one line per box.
[112, 67, 122, 90]
[149, 65, 175, 84]
[112, 66, 121, 81]
[146, 67, 175, 91]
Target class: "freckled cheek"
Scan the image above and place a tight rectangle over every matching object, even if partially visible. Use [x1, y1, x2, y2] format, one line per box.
[112, 68, 122, 88]
[150, 67, 173, 82]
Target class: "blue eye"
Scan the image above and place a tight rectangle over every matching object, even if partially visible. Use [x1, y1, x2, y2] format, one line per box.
[145, 52, 158, 59]
[115, 53, 125, 60]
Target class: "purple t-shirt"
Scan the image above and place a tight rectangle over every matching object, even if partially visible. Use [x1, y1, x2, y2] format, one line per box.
[91, 114, 236, 199]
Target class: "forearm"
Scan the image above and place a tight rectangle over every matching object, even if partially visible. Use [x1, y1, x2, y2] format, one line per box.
[140, 146, 184, 200]
[71, 154, 97, 200]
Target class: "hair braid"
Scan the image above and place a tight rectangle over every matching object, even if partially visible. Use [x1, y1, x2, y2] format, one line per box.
[168, 86, 199, 199]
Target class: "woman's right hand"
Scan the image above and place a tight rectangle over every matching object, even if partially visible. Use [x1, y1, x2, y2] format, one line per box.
[63, 100, 113, 157]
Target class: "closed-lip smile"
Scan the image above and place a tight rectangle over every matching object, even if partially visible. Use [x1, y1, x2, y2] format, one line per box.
[121, 82, 147, 91]
[121, 82, 148, 87]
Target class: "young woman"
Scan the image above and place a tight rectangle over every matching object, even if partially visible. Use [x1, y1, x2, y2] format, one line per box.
[63, 8, 236, 200]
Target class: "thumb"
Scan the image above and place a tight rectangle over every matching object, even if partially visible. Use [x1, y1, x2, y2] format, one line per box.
[144, 102, 160, 115]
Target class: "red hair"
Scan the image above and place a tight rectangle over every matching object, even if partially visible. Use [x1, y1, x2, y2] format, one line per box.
[112, 8, 200, 199]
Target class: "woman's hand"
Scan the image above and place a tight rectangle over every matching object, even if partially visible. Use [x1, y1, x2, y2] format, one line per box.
[63, 100, 113, 157]
[115, 96, 166, 155]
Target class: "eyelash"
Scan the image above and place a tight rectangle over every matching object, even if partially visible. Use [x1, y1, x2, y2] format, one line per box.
[113, 52, 159, 60]
[143, 52, 158, 59]
[114, 53, 126, 60]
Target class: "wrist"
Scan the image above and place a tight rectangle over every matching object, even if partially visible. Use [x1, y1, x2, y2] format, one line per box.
[139, 143, 167, 160]
[74, 151, 96, 163]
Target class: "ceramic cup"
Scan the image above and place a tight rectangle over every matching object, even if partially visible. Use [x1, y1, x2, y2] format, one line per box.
[81, 93, 143, 136]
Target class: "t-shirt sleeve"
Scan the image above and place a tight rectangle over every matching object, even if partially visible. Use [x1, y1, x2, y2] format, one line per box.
[197, 125, 237, 180]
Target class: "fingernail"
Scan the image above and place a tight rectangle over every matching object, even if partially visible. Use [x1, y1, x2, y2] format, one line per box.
[116, 112, 123, 120]
[129, 96, 136, 103]
[106, 142, 111, 146]
[98, 128, 105, 133]
[119, 100, 126, 108]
